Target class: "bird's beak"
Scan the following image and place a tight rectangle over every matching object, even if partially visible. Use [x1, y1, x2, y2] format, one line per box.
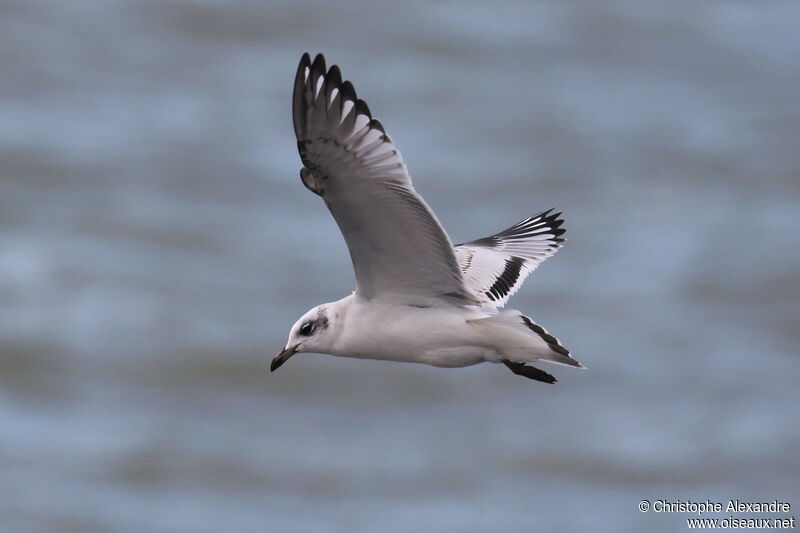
[271, 345, 297, 372]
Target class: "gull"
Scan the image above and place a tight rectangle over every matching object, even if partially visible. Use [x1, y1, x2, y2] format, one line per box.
[272, 53, 584, 383]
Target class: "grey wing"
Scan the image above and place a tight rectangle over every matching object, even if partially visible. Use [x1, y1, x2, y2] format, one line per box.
[454, 209, 565, 308]
[293, 53, 475, 305]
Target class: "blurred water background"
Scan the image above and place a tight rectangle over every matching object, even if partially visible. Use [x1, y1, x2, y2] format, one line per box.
[2, 1, 799, 531]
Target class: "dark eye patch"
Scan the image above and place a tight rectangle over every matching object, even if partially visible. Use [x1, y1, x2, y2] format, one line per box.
[299, 321, 315, 336]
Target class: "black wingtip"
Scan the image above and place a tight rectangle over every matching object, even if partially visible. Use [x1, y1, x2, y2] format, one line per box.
[537, 208, 565, 226]
[324, 64, 342, 106]
[293, 54, 313, 139]
[310, 53, 326, 75]
[355, 98, 372, 119]
[493, 208, 567, 242]
[326, 64, 342, 86]
[340, 80, 357, 102]
[369, 118, 385, 135]
[296, 53, 312, 82]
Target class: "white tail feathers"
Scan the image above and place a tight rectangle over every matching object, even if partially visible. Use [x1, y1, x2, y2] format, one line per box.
[471, 310, 584, 368]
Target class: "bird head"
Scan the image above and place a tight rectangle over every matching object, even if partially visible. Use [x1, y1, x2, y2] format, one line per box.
[271, 304, 334, 371]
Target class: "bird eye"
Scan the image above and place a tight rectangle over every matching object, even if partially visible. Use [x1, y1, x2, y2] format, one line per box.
[299, 322, 315, 336]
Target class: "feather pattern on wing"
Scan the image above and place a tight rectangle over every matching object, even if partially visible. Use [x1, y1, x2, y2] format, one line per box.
[293, 53, 475, 305]
[454, 209, 566, 308]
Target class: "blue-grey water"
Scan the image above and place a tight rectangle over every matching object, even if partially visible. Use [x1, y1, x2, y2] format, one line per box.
[2, 1, 799, 531]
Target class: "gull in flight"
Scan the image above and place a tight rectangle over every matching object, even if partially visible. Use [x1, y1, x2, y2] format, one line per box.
[272, 53, 584, 383]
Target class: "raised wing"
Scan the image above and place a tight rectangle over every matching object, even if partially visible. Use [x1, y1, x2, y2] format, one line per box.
[454, 209, 565, 308]
[293, 53, 475, 305]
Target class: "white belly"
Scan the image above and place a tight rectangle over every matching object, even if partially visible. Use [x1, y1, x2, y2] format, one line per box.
[331, 297, 495, 368]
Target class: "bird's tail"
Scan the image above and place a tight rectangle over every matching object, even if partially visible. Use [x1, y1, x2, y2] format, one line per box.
[470, 310, 584, 368]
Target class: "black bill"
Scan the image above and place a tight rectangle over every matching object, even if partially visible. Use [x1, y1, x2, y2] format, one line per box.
[271, 345, 297, 372]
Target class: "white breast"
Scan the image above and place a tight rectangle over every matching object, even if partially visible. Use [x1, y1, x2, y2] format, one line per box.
[331, 296, 494, 367]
